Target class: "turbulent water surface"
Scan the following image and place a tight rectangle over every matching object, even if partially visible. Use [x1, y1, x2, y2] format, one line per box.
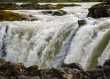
[0, 2, 110, 70]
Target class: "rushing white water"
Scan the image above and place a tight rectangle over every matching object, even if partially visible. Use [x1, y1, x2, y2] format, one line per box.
[0, 2, 110, 69]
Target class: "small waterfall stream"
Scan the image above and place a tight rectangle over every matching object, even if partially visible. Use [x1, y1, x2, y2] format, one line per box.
[0, 3, 110, 69]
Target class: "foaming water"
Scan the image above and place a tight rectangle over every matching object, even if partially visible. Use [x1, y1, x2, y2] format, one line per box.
[0, 3, 110, 69]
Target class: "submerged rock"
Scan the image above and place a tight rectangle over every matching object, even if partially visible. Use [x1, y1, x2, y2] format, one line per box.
[42, 10, 67, 16]
[78, 20, 86, 26]
[52, 10, 67, 16]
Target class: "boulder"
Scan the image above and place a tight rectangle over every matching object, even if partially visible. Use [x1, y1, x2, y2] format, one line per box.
[0, 62, 26, 76]
[103, 59, 110, 78]
[62, 63, 84, 79]
[88, 3, 110, 18]
[26, 65, 40, 76]
[62, 63, 83, 71]
[78, 20, 86, 26]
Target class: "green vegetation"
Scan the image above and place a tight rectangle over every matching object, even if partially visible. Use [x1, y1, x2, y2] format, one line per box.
[0, 0, 104, 3]
[0, 10, 28, 21]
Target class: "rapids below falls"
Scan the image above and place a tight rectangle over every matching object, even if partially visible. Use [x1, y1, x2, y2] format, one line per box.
[0, 2, 110, 70]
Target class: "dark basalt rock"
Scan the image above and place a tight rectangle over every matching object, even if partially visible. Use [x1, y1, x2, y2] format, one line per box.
[102, 59, 110, 78]
[44, 68, 64, 79]
[62, 63, 83, 71]
[103, 0, 110, 4]
[52, 10, 67, 16]
[0, 62, 25, 76]
[62, 63, 85, 79]
[0, 59, 110, 79]
[26, 65, 40, 76]
[42, 10, 67, 16]
[103, 59, 110, 66]
[78, 20, 86, 26]
[88, 3, 110, 18]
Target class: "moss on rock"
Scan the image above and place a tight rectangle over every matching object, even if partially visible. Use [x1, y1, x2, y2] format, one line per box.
[0, 10, 33, 21]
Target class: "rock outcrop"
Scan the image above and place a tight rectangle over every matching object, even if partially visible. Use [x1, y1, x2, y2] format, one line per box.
[88, 1, 110, 18]
[0, 59, 110, 79]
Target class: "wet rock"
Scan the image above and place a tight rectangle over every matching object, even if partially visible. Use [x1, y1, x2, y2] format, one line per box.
[62, 63, 83, 71]
[26, 65, 40, 76]
[43, 68, 64, 79]
[88, 3, 110, 18]
[17, 75, 41, 79]
[52, 10, 67, 16]
[0, 62, 25, 76]
[0, 10, 28, 21]
[103, 59, 110, 78]
[0, 59, 110, 79]
[0, 76, 7, 79]
[103, 0, 110, 4]
[0, 59, 6, 66]
[103, 59, 110, 66]
[78, 20, 86, 26]
[42, 10, 67, 16]
[86, 67, 104, 79]
[62, 63, 85, 79]
[41, 11, 53, 15]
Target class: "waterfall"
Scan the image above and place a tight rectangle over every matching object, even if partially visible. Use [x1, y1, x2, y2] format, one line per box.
[64, 19, 110, 69]
[0, 15, 79, 68]
[0, 3, 110, 69]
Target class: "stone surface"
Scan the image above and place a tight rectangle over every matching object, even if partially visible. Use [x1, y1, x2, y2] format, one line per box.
[0, 59, 110, 79]
[88, 3, 110, 18]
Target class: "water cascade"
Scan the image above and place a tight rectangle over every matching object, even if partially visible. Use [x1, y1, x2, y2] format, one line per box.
[0, 3, 110, 69]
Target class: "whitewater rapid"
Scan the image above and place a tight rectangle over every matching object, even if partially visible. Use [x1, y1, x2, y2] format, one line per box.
[0, 3, 110, 69]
